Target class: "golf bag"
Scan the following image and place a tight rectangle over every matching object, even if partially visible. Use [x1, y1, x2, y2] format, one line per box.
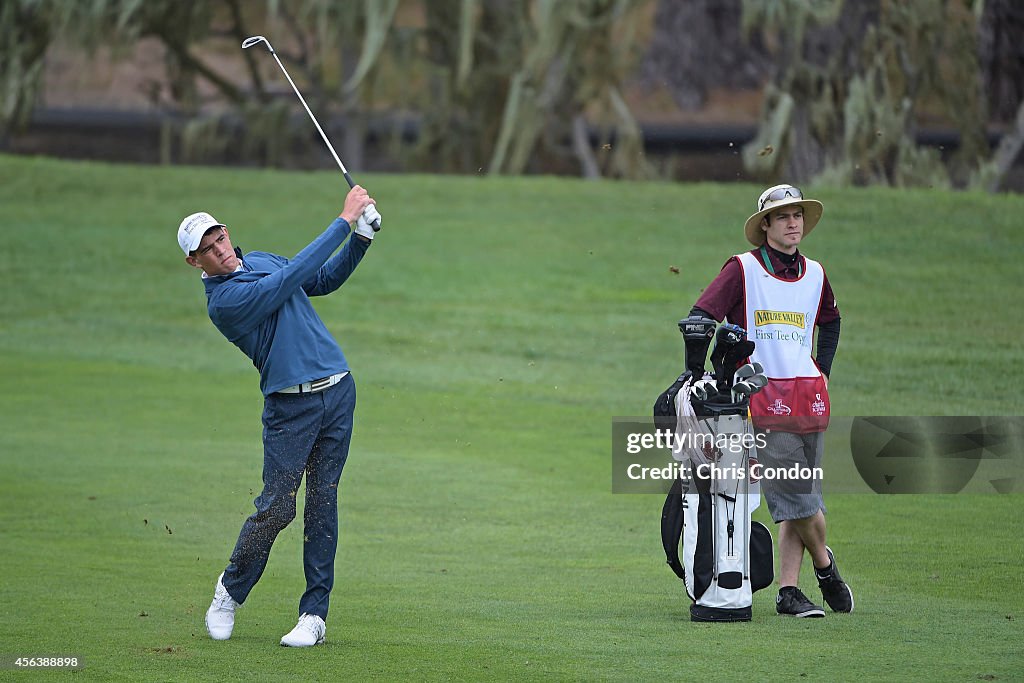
[658, 374, 774, 622]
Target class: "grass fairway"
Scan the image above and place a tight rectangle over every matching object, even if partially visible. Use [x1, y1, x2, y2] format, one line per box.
[0, 153, 1022, 681]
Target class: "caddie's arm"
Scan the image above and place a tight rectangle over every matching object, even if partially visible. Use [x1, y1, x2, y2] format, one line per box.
[815, 319, 840, 379]
[692, 257, 743, 323]
[683, 258, 744, 379]
[814, 273, 841, 379]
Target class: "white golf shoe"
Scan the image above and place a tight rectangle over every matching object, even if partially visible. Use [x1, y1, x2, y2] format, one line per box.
[280, 613, 326, 647]
[205, 572, 240, 640]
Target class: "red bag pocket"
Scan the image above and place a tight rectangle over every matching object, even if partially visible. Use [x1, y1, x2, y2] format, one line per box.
[750, 376, 829, 433]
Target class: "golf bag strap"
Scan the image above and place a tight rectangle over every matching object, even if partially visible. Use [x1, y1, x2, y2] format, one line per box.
[661, 477, 687, 581]
[749, 521, 775, 593]
[654, 370, 691, 422]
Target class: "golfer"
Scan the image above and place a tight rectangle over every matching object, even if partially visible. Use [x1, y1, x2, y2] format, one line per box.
[687, 184, 853, 617]
[177, 185, 380, 646]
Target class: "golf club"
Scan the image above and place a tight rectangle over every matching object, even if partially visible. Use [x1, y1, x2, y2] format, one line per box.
[679, 315, 717, 378]
[690, 384, 710, 403]
[694, 379, 720, 401]
[732, 380, 759, 403]
[734, 363, 757, 383]
[710, 324, 746, 390]
[746, 374, 768, 389]
[720, 339, 756, 393]
[242, 35, 380, 231]
[734, 364, 767, 399]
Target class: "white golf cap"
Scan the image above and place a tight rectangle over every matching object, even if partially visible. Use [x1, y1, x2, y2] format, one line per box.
[177, 212, 226, 255]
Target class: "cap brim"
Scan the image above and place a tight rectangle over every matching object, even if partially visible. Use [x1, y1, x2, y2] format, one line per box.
[184, 233, 205, 254]
[744, 199, 823, 246]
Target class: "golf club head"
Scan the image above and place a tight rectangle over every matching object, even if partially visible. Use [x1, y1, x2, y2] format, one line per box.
[733, 380, 756, 397]
[693, 379, 719, 402]
[734, 363, 756, 382]
[750, 362, 764, 375]
[747, 374, 768, 390]
[689, 384, 709, 402]
[241, 35, 272, 51]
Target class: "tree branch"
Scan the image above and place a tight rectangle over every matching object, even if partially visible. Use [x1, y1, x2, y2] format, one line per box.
[986, 95, 1024, 191]
[225, 0, 265, 99]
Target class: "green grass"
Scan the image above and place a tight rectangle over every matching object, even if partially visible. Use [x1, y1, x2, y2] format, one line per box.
[0, 154, 1022, 681]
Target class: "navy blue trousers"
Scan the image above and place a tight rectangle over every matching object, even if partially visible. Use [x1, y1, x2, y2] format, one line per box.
[221, 373, 355, 620]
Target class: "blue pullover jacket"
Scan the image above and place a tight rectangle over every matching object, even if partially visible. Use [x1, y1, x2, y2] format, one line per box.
[202, 218, 370, 396]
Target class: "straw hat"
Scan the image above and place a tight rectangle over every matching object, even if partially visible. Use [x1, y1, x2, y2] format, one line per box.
[743, 184, 823, 246]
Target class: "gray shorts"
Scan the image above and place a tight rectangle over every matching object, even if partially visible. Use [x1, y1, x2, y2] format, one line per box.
[756, 429, 827, 523]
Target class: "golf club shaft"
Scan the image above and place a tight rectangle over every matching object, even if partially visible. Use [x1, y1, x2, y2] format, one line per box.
[267, 51, 349, 178]
[250, 37, 379, 230]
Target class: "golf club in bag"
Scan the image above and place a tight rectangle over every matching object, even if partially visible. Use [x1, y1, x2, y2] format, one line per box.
[242, 35, 380, 231]
[658, 323, 773, 622]
[709, 323, 746, 392]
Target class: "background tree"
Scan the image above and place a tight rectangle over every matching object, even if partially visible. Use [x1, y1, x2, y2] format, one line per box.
[738, 0, 997, 189]
[2, 0, 1020, 187]
[975, 0, 1024, 191]
[0, 2, 55, 144]
[415, 0, 652, 178]
[637, 0, 1022, 190]
[638, 0, 766, 111]
[978, 0, 1024, 124]
[1, 0, 653, 178]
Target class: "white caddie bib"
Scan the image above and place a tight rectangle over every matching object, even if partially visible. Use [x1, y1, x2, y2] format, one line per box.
[737, 251, 829, 433]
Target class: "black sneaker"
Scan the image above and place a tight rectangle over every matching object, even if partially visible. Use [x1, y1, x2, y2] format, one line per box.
[776, 586, 825, 618]
[817, 545, 854, 613]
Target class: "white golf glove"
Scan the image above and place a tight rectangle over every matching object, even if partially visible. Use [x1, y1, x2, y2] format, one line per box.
[354, 205, 382, 240]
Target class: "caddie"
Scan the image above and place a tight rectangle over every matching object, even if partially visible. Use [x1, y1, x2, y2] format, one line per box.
[178, 185, 380, 646]
[682, 184, 853, 618]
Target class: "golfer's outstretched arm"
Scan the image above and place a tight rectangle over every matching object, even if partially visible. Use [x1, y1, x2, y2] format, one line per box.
[304, 234, 370, 296]
[210, 187, 374, 333]
[209, 221, 350, 335]
[303, 184, 376, 296]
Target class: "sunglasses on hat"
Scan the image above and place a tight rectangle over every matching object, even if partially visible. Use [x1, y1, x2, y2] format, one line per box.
[759, 186, 803, 210]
